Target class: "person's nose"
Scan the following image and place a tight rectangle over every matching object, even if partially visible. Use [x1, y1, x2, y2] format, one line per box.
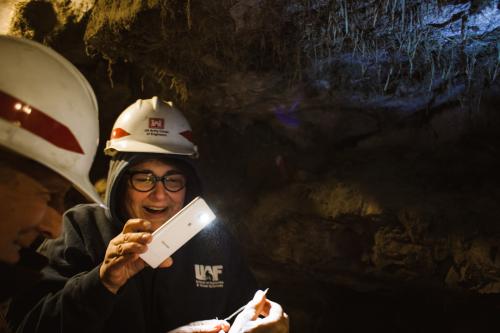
[36, 206, 63, 239]
[148, 180, 169, 200]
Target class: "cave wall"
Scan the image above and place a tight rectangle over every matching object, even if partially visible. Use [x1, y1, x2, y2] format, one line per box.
[2, 0, 500, 331]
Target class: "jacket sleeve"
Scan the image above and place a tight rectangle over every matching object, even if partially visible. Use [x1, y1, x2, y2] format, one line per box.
[7, 205, 119, 333]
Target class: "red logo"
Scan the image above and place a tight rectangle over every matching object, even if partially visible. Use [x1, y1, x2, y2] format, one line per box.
[149, 118, 164, 129]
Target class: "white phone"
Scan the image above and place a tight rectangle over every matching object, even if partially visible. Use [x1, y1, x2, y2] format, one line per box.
[139, 196, 216, 268]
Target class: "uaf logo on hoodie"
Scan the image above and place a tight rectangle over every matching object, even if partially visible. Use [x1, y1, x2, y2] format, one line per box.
[194, 264, 224, 288]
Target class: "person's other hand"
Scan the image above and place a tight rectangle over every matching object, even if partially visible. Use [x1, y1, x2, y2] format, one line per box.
[99, 218, 153, 294]
[229, 290, 289, 333]
[166, 319, 230, 333]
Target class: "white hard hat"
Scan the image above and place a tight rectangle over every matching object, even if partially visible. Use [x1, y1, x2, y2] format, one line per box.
[0, 35, 102, 205]
[104, 96, 198, 158]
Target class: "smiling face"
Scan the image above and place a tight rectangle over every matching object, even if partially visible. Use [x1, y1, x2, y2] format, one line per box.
[0, 164, 70, 264]
[124, 159, 186, 231]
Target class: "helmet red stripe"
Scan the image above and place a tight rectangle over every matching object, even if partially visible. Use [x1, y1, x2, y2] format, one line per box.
[0, 90, 84, 154]
[179, 130, 194, 143]
[111, 127, 130, 139]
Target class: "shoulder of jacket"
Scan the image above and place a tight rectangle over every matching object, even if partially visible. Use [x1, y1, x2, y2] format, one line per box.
[63, 203, 110, 228]
[65, 203, 105, 216]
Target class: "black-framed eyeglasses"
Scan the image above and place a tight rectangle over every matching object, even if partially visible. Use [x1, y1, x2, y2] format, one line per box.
[127, 170, 186, 193]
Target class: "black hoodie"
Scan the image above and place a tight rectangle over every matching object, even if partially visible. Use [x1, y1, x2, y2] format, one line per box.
[7, 153, 256, 333]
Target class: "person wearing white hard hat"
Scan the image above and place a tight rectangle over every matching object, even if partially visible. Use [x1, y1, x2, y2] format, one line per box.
[7, 97, 289, 333]
[0, 35, 101, 329]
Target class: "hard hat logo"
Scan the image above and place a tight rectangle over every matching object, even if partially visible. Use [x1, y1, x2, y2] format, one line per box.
[0, 91, 84, 154]
[149, 118, 164, 129]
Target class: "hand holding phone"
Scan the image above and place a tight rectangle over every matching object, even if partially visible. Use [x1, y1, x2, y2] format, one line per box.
[139, 197, 216, 268]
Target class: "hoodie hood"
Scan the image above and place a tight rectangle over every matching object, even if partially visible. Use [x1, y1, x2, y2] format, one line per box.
[104, 153, 202, 226]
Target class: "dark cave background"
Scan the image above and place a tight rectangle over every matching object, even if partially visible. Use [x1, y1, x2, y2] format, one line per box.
[2, 0, 500, 331]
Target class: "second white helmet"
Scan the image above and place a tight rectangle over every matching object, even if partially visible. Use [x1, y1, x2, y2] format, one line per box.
[104, 97, 198, 158]
[0, 35, 101, 204]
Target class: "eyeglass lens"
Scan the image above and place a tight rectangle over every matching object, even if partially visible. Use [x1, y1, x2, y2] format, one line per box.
[129, 171, 186, 192]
